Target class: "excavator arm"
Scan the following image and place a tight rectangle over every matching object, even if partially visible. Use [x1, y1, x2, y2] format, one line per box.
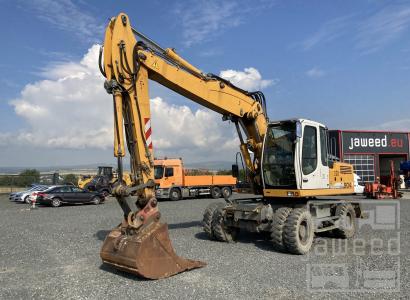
[99, 13, 268, 279]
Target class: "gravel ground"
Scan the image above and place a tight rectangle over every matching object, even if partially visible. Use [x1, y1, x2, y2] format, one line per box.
[0, 193, 409, 299]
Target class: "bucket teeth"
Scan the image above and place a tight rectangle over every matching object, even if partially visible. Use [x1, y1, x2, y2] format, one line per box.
[100, 222, 205, 279]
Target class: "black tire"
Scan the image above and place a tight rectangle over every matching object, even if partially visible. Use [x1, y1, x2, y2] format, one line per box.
[211, 186, 222, 199]
[271, 207, 293, 251]
[221, 187, 232, 199]
[51, 198, 62, 207]
[211, 205, 238, 242]
[202, 202, 225, 239]
[24, 195, 30, 204]
[92, 196, 101, 205]
[283, 208, 314, 254]
[169, 188, 181, 201]
[101, 190, 110, 198]
[83, 183, 92, 191]
[333, 204, 356, 239]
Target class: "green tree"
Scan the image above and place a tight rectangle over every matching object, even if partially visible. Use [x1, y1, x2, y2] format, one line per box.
[63, 174, 78, 185]
[216, 169, 232, 175]
[185, 169, 212, 175]
[17, 169, 40, 187]
[0, 175, 13, 186]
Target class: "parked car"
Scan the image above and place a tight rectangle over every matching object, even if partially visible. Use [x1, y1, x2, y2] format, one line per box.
[29, 185, 58, 203]
[354, 174, 365, 195]
[406, 178, 410, 189]
[9, 184, 40, 201]
[36, 185, 105, 207]
[10, 189, 30, 201]
[9, 192, 19, 201]
[10, 185, 40, 201]
[12, 185, 49, 203]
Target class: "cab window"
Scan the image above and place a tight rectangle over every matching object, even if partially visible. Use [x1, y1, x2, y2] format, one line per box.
[154, 166, 164, 179]
[319, 127, 328, 166]
[302, 126, 317, 175]
[165, 167, 174, 177]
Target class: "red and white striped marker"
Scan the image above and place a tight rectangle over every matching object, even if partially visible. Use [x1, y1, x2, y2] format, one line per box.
[144, 118, 153, 149]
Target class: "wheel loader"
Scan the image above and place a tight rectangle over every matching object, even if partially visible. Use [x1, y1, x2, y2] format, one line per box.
[98, 13, 364, 279]
[78, 166, 132, 195]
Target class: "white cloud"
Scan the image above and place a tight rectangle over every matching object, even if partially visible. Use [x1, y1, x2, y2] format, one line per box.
[357, 4, 410, 53]
[301, 14, 354, 50]
[368, 118, 410, 131]
[174, 0, 275, 47]
[150, 98, 238, 159]
[305, 67, 326, 78]
[301, 5, 410, 54]
[1, 44, 242, 162]
[22, 0, 103, 42]
[219, 67, 275, 91]
[8, 44, 112, 149]
[198, 48, 224, 57]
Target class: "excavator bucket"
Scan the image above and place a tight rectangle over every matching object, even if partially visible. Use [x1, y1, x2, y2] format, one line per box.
[100, 221, 205, 279]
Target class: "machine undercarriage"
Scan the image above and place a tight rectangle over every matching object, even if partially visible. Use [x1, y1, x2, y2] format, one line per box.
[203, 197, 362, 254]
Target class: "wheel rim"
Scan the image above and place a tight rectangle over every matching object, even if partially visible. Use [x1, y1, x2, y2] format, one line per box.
[298, 219, 310, 245]
[172, 191, 179, 199]
[53, 199, 59, 206]
[342, 211, 353, 229]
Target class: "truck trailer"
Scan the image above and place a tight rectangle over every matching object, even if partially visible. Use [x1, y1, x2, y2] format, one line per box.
[154, 158, 236, 200]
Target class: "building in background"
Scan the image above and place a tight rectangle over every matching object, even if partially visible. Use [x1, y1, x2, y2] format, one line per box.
[328, 130, 410, 184]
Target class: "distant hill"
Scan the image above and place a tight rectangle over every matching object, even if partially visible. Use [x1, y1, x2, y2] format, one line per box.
[0, 163, 116, 175]
[0, 160, 234, 174]
[184, 161, 233, 170]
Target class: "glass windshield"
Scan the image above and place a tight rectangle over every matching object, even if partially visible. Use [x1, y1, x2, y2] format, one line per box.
[154, 166, 164, 179]
[98, 167, 111, 176]
[263, 122, 296, 188]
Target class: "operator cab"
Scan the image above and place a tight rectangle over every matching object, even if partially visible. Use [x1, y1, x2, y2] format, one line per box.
[98, 166, 114, 180]
[262, 118, 329, 191]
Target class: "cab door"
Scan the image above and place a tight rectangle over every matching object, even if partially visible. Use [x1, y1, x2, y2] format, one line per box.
[301, 123, 329, 189]
[163, 167, 175, 188]
[319, 126, 330, 188]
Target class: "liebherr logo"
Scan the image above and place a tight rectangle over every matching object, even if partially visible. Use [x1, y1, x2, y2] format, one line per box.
[348, 135, 403, 150]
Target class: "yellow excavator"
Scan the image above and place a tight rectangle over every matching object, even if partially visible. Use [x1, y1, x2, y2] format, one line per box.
[99, 13, 363, 279]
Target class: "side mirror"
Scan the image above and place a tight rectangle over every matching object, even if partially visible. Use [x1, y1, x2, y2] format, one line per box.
[296, 121, 302, 139]
[232, 164, 239, 178]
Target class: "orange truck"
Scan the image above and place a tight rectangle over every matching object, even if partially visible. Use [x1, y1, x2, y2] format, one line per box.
[154, 158, 236, 200]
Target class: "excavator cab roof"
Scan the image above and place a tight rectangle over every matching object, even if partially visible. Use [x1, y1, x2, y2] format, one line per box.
[268, 118, 326, 129]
